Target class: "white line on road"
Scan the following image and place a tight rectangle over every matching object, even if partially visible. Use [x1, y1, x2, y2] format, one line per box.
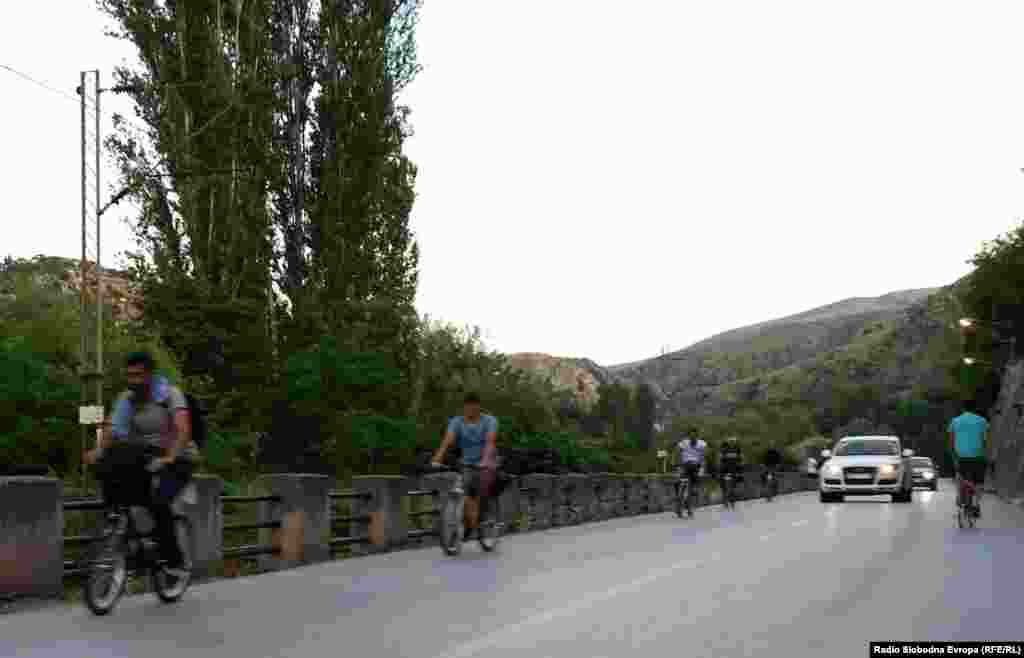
[434, 554, 721, 658]
[759, 532, 777, 541]
[792, 520, 809, 527]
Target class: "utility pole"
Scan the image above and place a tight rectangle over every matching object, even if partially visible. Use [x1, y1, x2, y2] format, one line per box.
[77, 70, 104, 493]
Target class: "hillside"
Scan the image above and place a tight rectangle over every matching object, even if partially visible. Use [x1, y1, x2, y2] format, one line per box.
[508, 286, 963, 440]
[606, 286, 958, 421]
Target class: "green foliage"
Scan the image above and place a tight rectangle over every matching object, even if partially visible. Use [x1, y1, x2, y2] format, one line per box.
[0, 336, 80, 473]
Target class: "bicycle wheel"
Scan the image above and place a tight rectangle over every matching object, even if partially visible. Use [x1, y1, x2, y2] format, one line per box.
[84, 517, 129, 616]
[152, 515, 194, 603]
[439, 497, 464, 556]
[478, 497, 502, 552]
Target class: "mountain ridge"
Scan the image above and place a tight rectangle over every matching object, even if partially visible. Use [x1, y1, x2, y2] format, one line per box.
[506, 286, 952, 431]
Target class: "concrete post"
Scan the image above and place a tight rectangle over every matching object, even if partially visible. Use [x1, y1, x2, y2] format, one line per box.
[173, 475, 221, 580]
[351, 476, 409, 554]
[520, 474, 554, 530]
[551, 475, 571, 526]
[0, 477, 63, 599]
[646, 475, 666, 513]
[258, 474, 331, 567]
[565, 474, 589, 524]
[421, 472, 457, 542]
[603, 476, 624, 517]
[499, 476, 522, 531]
[590, 474, 609, 521]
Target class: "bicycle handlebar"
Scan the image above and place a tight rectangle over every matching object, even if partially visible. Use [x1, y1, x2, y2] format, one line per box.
[430, 461, 492, 472]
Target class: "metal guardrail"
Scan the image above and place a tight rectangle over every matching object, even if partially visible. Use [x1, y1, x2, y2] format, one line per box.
[329, 490, 373, 551]
[221, 494, 283, 560]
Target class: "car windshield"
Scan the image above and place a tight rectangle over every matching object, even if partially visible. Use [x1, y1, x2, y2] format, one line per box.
[834, 440, 899, 456]
[912, 457, 933, 467]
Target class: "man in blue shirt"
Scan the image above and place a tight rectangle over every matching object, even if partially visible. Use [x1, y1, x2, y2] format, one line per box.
[432, 392, 499, 538]
[948, 399, 988, 517]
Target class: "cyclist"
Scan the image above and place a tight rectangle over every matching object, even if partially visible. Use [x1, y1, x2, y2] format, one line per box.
[761, 442, 783, 492]
[432, 392, 498, 539]
[718, 436, 744, 498]
[87, 351, 196, 580]
[948, 399, 988, 519]
[675, 427, 707, 505]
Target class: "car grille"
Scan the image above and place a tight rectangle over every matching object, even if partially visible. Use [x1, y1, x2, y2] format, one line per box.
[843, 466, 877, 482]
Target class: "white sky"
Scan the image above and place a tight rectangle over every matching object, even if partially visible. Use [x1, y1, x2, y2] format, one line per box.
[3, 1, 1024, 366]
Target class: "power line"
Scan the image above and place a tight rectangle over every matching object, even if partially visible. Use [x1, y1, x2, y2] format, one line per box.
[0, 63, 88, 107]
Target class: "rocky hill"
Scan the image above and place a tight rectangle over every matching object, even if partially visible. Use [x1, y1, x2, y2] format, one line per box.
[505, 352, 615, 409]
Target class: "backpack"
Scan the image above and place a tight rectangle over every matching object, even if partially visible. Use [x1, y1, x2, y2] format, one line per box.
[154, 392, 208, 450]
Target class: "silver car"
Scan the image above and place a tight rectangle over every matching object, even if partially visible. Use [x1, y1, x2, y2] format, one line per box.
[819, 435, 914, 504]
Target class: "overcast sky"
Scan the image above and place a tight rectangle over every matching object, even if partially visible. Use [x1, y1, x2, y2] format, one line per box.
[3, 1, 1024, 366]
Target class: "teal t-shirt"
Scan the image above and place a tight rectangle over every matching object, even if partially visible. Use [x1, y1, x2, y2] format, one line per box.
[447, 414, 498, 465]
[948, 412, 988, 459]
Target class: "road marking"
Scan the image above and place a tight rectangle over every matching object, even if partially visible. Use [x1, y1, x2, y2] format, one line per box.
[792, 520, 809, 527]
[759, 532, 777, 541]
[435, 554, 718, 658]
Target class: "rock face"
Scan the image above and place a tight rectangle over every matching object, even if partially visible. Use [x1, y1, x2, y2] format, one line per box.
[60, 261, 141, 323]
[987, 360, 1024, 501]
[506, 353, 615, 408]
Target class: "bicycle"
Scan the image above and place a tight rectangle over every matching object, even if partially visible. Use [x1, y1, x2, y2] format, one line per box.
[431, 461, 507, 556]
[721, 472, 737, 510]
[955, 464, 981, 529]
[84, 467, 196, 616]
[763, 468, 778, 502]
[673, 468, 698, 519]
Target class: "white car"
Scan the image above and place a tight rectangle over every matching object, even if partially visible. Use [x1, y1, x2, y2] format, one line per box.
[819, 435, 914, 503]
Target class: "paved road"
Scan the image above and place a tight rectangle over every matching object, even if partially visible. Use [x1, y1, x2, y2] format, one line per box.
[3, 481, 1023, 657]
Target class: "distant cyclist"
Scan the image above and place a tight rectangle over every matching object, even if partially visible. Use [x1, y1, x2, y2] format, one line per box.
[675, 427, 707, 503]
[718, 436, 744, 490]
[949, 399, 988, 519]
[761, 442, 783, 488]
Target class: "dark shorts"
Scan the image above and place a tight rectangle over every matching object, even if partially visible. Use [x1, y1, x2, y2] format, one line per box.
[463, 468, 505, 499]
[957, 458, 986, 485]
[679, 463, 701, 484]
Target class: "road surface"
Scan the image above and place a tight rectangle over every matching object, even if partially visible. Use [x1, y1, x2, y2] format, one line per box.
[3, 481, 1022, 657]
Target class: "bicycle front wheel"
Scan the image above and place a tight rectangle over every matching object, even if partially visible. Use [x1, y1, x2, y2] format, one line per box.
[84, 520, 129, 616]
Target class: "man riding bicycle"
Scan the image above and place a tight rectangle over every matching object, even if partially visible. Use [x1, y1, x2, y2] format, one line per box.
[432, 392, 498, 539]
[761, 442, 782, 489]
[718, 436, 744, 492]
[948, 399, 988, 519]
[85, 351, 196, 580]
[675, 427, 707, 504]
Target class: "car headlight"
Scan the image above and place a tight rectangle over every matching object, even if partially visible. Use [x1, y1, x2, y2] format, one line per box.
[922, 471, 934, 479]
[879, 464, 897, 476]
[826, 464, 841, 476]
